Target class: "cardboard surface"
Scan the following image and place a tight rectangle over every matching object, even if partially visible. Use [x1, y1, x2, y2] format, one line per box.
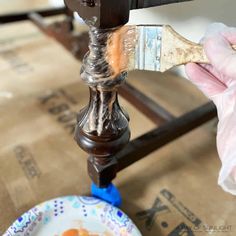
[0, 21, 236, 236]
[0, 0, 62, 15]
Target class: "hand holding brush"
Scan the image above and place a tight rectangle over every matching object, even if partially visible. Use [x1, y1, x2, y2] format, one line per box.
[186, 23, 236, 196]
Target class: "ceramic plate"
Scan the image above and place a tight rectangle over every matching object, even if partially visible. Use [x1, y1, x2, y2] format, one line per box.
[4, 196, 142, 236]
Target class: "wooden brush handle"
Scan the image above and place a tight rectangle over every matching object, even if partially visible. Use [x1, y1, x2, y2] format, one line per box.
[160, 25, 236, 72]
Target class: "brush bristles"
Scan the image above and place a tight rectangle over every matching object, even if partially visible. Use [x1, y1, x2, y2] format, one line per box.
[106, 25, 137, 77]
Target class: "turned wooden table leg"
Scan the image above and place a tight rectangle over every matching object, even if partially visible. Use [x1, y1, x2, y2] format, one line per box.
[64, 0, 131, 205]
[74, 27, 130, 188]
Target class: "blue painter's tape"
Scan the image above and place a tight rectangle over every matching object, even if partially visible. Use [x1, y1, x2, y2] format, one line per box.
[91, 183, 122, 207]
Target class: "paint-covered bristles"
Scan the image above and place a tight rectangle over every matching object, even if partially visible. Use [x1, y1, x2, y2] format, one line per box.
[106, 25, 137, 77]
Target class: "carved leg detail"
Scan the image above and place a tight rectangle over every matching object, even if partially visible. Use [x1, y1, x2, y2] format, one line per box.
[75, 27, 130, 189]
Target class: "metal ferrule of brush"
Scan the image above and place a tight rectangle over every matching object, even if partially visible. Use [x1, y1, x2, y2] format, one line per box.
[135, 25, 163, 72]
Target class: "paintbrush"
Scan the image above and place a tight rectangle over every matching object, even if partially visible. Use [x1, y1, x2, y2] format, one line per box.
[106, 25, 236, 76]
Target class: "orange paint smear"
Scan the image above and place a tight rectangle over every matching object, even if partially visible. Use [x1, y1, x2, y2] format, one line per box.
[106, 26, 136, 77]
[62, 229, 79, 236]
[62, 228, 98, 236]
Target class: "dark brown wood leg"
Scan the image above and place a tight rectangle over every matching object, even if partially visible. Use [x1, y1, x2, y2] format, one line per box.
[0, 7, 66, 23]
[74, 28, 130, 188]
[75, 87, 130, 187]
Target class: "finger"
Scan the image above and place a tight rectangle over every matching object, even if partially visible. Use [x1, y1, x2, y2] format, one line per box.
[204, 34, 236, 78]
[204, 22, 227, 38]
[221, 27, 236, 44]
[185, 63, 227, 98]
[203, 22, 236, 45]
[199, 23, 227, 46]
[200, 63, 233, 85]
